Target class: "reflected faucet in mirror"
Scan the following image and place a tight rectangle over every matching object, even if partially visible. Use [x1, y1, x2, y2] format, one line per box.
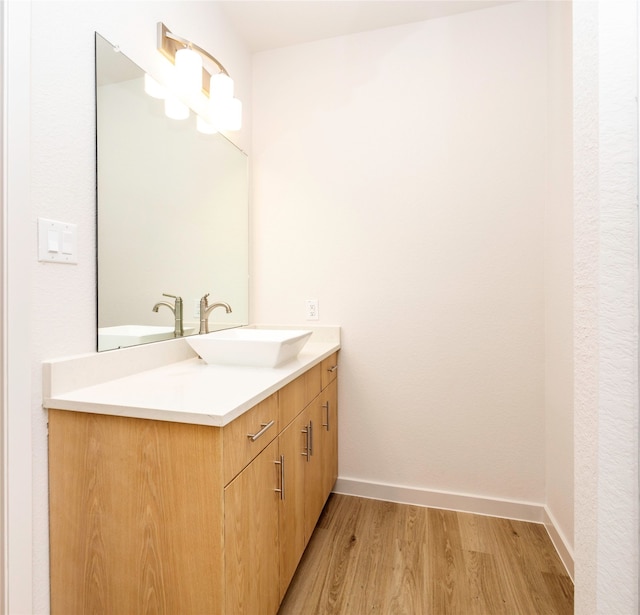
[199, 293, 232, 334]
[152, 293, 184, 337]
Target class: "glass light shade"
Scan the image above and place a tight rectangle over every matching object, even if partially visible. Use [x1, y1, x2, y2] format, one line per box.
[209, 72, 234, 101]
[208, 96, 242, 131]
[196, 114, 218, 135]
[222, 98, 242, 131]
[144, 74, 166, 99]
[175, 47, 202, 97]
[164, 95, 189, 120]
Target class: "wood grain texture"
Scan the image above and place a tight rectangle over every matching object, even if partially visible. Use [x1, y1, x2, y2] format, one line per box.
[278, 409, 309, 600]
[304, 395, 326, 543]
[320, 378, 338, 498]
[279, 364, 322, 427]
[224, 439, 280, 615]
[279, 373, 338, 603]
[49, 409, 224, 615]
[223, 392, 279, 484]
[278, 494, 573, 615]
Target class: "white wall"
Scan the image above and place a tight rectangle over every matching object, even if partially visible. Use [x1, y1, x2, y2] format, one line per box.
[21, 3, 252, 612]
[253, 3, 560, 540]
[5, 3, 34, 612]
[545, 0, 574, 572]
[252, 1, 549, 512]
[573, 1, 639, 613]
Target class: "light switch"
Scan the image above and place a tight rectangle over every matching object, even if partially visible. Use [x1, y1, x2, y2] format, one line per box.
[47, 229, 59, 252]
[38, 218, 78, 264]
[62, 231, 74, 255]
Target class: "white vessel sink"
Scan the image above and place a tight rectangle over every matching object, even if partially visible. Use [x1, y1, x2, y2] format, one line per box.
[98, 325, 195, 351]
[186, 328, 313, 367]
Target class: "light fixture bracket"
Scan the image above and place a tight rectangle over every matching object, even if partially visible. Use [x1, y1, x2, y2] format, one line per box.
[157, 22, 229, 95]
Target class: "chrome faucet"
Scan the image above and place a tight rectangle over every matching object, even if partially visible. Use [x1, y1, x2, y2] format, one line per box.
[152, 293, 184, 337]
[199, 293, 232, 334]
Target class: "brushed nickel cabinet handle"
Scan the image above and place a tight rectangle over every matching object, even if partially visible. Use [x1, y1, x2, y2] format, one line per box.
[274, 455, 285, 500]
[301, 425, 310, 461]
[322, 401, 330, 431]
[328, 365, 338, 373]
[247, 420, 275, 442]
[308, 420, 314, 456]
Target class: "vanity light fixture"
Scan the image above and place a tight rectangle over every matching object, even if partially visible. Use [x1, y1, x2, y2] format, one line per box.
[164, 94, 190, 120]
[144, 74, 166, 99]
[196, 115, 218, 134]
[174, 46, 202, 97]
[147, 22, 242, 133]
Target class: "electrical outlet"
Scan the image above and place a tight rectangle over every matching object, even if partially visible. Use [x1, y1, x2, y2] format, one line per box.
[305, 299, 319, 321]
[193, 299, 201, 319]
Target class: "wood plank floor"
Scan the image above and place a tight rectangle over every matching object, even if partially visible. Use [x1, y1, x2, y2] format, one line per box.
[278, 494, 573, 615]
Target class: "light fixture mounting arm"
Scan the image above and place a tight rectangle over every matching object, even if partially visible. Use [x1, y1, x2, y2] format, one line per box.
[157, 22, 230, 94]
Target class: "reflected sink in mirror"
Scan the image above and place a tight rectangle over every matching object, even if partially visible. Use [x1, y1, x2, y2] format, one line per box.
[186, 328, 313, 367]
[99, 325, 197, 351]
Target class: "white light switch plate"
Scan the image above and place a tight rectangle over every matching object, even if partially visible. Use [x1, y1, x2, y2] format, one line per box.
[38, 218, 77, 264]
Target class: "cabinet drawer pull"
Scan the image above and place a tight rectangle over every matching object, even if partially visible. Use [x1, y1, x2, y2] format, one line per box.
[247, 420, 275, 442]
[301, 425, 310, 461]
[274, 455, 285, 500]
[328, 365, 338, 373]
[322, 401, 330, 431]
[308, 420, 314, 456]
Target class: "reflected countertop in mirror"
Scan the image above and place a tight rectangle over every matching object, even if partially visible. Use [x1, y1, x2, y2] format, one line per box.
[95, 33, 249, 351]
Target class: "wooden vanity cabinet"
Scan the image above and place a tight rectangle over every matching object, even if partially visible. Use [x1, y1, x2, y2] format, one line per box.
[223, 393, 279, 484]
[319, 351, 339, 498]
[277, 407, 311, 598]
[321, 377, 339, 499]
[303, 394, 327, 541]
[223, 393, 281, 615]
[279, 362, 321, 426]
[48, 355, 338, 615]
[224, 439, 280, 615]
[321, 352, 339, 389]
[48, 411, 225, 615]
[277, 353, 339, 597]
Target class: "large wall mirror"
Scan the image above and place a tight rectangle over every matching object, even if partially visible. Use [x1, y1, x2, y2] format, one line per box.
[95, 33, 248, 351]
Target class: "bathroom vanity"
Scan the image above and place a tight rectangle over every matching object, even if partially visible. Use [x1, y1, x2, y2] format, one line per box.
[44, 327, 339, 615]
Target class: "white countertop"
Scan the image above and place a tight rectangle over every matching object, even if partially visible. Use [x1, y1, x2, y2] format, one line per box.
[43, 326, 340, 427]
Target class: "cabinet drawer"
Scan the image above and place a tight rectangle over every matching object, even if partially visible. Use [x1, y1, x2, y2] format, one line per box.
[279, 363, 322, 427]
[223, 394, 279, 484]
[321, 352, 339, 389]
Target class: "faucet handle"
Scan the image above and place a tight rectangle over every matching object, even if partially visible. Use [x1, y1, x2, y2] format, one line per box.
[162, 293, 183, 307]
[200, 293, 210, 308]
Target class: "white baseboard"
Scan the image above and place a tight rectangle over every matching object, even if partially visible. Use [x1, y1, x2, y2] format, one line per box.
[332, 477, 574, 578]
[543, 506, 575, 580]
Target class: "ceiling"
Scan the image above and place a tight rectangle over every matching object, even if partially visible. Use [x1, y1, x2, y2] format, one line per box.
[217, 1, 514, 53]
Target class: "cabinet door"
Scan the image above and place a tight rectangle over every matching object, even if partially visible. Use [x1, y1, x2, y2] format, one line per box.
[278, 409, 309, 600]
[49, 411, 226, 615]
[302, 378, 338, 545]
[304, 395, 326, 543]
[225, 439, 280, 615]
[321, 378, 339, 498]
